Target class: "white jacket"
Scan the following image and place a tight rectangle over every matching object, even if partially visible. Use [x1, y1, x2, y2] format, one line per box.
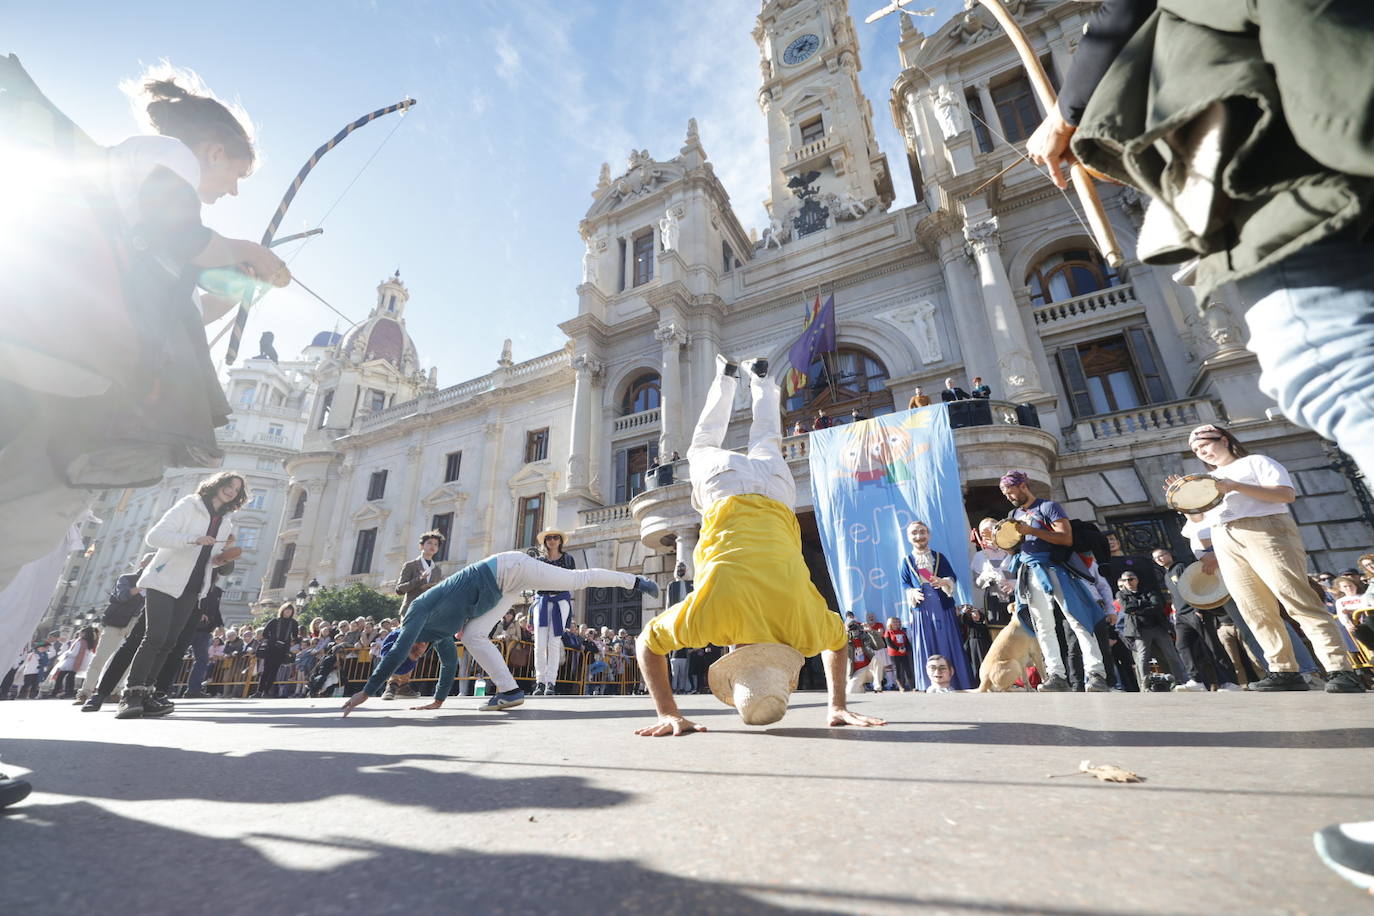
[137, 495, 234, 600]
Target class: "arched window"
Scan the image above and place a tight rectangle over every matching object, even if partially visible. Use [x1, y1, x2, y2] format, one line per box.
[1026, 248, 1121, 306]
[620, 372, 661, 416]
[784, 347, 893, 421]
[290, 489, 307, 520]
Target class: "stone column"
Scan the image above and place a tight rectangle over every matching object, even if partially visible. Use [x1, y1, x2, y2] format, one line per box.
[477, 422, 502, 557]
[974, 81, 997, 141]
[565, 354, 603, 496]
[675, 526, 699, 577]
[655, 322, 688, 458]
[963, 217, 1045, 400]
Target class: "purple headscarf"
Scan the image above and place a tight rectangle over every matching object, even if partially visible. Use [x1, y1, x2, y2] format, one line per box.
[999, 470, 1029, 488]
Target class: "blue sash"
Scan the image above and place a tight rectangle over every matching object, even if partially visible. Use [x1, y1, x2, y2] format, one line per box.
[535, 592, 571, 636]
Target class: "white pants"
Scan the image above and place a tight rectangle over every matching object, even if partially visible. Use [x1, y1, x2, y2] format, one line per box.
[1022, 566, 1104, 681]
[847, 663, 881, 695]
[688, 372, 794, 513]
[533, 596, 571, 685]
[468, 553, 636, 693]
[81, 619, 136, 696]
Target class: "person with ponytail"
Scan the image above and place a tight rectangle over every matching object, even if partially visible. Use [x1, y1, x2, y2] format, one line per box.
[0, 64, 288, 593]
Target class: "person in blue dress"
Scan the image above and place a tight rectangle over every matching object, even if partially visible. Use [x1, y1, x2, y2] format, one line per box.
[898, 521, 973, 691]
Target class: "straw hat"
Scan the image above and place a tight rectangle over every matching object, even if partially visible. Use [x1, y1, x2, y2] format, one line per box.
[707, 643, 804, 726]
[536, 527, 567, 545]
[1177, 561, 1229, 610]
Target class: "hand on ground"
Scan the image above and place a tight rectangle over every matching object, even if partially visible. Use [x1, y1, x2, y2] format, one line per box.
[409, 700, 443, 710]
[340, 690, 369, 718]
[828, 708, 886, 728]
[634, 714, 707, 737]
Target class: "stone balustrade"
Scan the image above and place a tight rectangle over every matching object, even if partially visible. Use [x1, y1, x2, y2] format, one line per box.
[791, 135, 831, 163]
[580, 504, 632, 526]
[1032, 283, 1137, 328]
[1069, 397, 1223, 450]
[613, 407, 661, 435]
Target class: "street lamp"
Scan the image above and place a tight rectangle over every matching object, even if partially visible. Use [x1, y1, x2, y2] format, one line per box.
[294, 588, 308, 610]
[307, 577, 321, 598]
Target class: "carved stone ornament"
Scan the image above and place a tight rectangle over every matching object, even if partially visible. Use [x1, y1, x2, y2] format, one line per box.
[581, 239, 599, 284]
[997, 348, 1041, 392]
[659, 207, 681, 252]
[883, 301, 943, 364]
[571, 354, 606, 378]
[1203, 299, 1245, 352]
[610, 150, 668, 202]
[823, 192, 870, 221]
[932, 84, 966, 140]
[963, 217, 1001, 256]
[654, 323, 688, 348]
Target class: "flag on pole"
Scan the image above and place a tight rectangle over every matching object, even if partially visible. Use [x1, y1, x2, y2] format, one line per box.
[784, 293, 836, 397]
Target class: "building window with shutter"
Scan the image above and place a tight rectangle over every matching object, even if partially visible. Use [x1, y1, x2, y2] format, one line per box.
[800, 115, 824, 145]
[1027, 248, 1121, 306]
[1056, 328, 1173, 418]
[620, 373, 661, 416]
[992, 74, 1040, 144]
[291, 490, 307, 520]
[614, 441, 659, 504]
[516, 495, 543, 550]
[430, 513, 453, 561]
[269, 542, 296, 590]
[632, 231, 654, 287]
[444, 451, 462, 483]
[352, 528, 377, 575]
[524, 428, 549, 463]
[964, 92, 994, 153]
[367, 470, 388, 501]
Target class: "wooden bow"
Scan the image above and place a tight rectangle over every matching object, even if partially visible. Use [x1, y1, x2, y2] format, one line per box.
[973, 0, 1123, 266]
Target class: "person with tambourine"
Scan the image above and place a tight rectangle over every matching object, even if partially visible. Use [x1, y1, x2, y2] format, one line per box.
[997, 470, 1110, 693]
[1169, 425, 1364, 693]
[0, 64, 288, 593]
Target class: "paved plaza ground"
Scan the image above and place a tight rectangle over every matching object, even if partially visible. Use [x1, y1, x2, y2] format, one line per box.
[1, 690, 1371, 914]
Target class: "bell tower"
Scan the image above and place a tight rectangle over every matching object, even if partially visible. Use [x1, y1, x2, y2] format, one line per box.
[754, 0, 894, 234]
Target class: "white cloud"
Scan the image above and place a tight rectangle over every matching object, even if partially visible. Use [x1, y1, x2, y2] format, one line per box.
[491, 28, 523, 86]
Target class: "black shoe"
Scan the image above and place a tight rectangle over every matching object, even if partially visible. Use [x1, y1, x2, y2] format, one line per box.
[183, 691, 207, 699]
[721, 359, 739, 378]
[81, 695, 106, 712]
[741, 357, 769, 378]
[1325, 670, 1367, 694]
[530, 683, 545, 696]
[0, 773, 32, 810]
[1314, 822, 1374, 892]
[1038, 674, 1071, 692]
[142, 691, 175, 717]
[114, 688, 146, 719]
[1249, 671, 1308, 692]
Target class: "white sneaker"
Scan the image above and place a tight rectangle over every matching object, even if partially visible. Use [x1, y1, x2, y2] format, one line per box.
[1172, 679, 1207, 692]
[1218, 682, 1244, 692]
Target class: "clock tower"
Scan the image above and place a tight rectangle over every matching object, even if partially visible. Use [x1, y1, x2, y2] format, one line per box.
[754, 0, 894, 234]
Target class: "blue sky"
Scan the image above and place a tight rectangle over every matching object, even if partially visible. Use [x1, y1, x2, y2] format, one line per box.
[6, 0, 964, 385]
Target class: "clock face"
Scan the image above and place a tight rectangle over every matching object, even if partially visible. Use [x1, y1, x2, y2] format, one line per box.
[782, 33, 820, 66]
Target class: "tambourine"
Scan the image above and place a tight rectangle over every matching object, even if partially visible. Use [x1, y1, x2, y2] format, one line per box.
[1166, 474, 1223, 513]
[991, 519, 1023, 550]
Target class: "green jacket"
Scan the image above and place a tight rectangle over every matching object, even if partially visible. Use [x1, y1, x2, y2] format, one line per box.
[1070, 1, 1374, 300]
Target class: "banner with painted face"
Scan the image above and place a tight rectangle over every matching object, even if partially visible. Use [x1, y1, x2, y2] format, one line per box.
[807, 405, 970, 626]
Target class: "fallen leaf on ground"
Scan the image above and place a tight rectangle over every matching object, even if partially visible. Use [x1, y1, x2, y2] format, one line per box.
[1079, 759, 1144, 783]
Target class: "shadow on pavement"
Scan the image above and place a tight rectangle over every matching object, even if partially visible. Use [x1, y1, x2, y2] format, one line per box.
[1, 738, 629, 814]
[0, 802, 835, 915]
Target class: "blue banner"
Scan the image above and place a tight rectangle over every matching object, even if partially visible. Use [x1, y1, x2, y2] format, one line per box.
[808, 405, 970, 626]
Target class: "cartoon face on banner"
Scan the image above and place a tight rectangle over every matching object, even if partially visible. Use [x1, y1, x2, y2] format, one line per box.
[809, 406, 969, 626]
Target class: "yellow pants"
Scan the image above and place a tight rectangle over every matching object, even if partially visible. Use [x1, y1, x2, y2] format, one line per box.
[641, 494, 846, 658]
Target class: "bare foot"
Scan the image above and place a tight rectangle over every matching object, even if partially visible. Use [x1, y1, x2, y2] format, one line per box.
[634, 714, 708, 737]
[828, 708, 886, 728]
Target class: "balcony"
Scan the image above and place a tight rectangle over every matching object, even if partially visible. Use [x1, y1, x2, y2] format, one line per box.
[1066, 397, 1224, 451]
[612, 407, 659, 437]
[1031, 283, 1141, 335]
[579, 503, 632, 527]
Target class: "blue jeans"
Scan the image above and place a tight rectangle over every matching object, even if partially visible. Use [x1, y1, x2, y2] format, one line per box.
[1238, 235, 1374, 480]
[187, 630, 212, 693]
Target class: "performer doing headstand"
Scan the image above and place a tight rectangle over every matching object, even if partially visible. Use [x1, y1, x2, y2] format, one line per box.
[341, 552, 659, 716]
[633, 355, 886, 736]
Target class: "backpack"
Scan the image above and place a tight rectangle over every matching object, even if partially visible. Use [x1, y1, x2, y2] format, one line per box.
[861, 628, 885, 654]
[1070, 519, 1112, 568]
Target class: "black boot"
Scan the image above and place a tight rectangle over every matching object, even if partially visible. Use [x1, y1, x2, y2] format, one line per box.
[114, 687, 147, 719]
[142, 691, 175, 717]
[80, 694, 107, 712]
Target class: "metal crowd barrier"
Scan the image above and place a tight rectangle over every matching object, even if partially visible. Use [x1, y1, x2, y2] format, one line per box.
[168, 637, 646, 697]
